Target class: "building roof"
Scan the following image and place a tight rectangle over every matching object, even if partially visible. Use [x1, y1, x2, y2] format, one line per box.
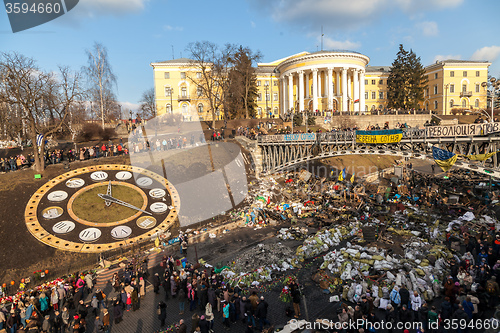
[255, 66, 276, 74]
[366, 66, 391, 73]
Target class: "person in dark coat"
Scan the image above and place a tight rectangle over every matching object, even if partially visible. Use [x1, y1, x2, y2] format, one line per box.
[399, 286, 410, 308]
[198, 315, 209, 333]
[177, 319, 187, 333]
[113, 300, 123, 324]
[385, 305, 397, 333]
[255, 296, 270, 331]
[399, 304, 413, 326]
[440, 296, 454, 320]
[158, 301, 167, 327]
[153, 273, 161, 294]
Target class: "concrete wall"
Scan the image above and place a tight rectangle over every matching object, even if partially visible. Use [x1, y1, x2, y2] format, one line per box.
[316, 114, 431, 129]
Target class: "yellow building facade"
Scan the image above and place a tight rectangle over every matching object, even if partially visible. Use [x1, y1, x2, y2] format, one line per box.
[151, 52, 491, 120]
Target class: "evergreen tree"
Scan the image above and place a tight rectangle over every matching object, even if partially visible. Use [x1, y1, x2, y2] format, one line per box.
[387, 44, 427, 110]
[227, 46, 261, 119]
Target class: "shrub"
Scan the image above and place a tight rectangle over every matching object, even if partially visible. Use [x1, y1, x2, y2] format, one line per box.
[77, 123, 101, 142]
[100, 127, 116, 141]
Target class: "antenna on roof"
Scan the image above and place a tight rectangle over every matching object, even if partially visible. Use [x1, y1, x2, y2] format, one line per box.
[321, 26, 324, 51]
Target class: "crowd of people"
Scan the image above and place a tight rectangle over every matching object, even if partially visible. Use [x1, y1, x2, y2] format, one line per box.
[0, 141, 128, 174]
[154, 255, 273, 333]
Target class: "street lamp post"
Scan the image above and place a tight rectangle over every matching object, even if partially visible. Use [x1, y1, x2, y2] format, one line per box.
[263, 85, 269, 120]
[169, 87, 174, 114]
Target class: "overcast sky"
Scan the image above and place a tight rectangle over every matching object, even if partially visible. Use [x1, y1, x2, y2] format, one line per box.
[1, 0, 499, 113]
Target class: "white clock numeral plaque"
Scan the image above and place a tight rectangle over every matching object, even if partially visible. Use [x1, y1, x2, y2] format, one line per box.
[42, 207, 64, 219]
[150, 202, 168, 214]
[66, 178, 85, 188]
[79, 228, 101, 242]
[52, 221, 76, 234]
[149, 188, 166, 198]
[136, 177, 153, 187]
[111, 226, 132, 240]
[47, 190, 68, 202]
[90, 171, 108, 181]
[115, 171, 132, 180]
[137, 216, 157, 229]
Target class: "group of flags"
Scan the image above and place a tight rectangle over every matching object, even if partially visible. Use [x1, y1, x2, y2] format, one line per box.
[331, 167, 355, 183]
[432, 146, 497, 172]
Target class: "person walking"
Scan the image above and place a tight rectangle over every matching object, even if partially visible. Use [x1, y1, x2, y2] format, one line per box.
[113, 300, 123, 324]
[158, 301, 167, 328]
[222, 300, 230, 330]
[256, 296, 271, 332]
[291, 285, 301, 318]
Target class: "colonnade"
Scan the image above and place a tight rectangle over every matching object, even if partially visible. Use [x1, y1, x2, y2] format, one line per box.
[280, 67, 366, 114]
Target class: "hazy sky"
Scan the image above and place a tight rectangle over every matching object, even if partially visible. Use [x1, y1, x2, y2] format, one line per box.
[1, 0, 499, 113]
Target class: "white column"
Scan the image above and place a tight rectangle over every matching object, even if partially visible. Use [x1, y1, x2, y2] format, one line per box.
[281, 77, 286, 116]
[327, 68, 333, 110]
[318, 70, 322, 99]
[298, 70, 304, 112]
[353, 69, 359, 113]
[342, 68, 348, 112]
[336, 70, 340, 96]
[360, 70, 366, 114]
[312, 69, 318, 112]
[288, 74, 294, 112]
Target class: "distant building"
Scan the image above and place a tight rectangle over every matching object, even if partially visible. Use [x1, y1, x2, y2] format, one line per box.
[151, 52, 491, 120]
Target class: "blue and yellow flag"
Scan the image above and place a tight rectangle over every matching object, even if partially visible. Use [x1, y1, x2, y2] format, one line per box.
[350, 173, 355, 183]
[356, 129, 403, 144]
[342, 168, 346, 180]
[338, 170, 343, 181]
[432, 147, 457, 172]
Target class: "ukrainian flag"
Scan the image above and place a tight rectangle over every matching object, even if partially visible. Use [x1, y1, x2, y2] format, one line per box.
[432, 147, 457, 172]
[338, 169, 343, 181]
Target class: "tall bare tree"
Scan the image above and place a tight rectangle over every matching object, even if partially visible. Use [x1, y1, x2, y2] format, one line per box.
[83, 42, 117, 129]
[0, 52, 81, 172]
[185, 41, 236, 129]
[138, 87, 156, 119]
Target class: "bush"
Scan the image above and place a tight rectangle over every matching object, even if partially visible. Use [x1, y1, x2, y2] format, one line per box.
[77, 123, 116, 142]
[100, 127, 116, 141]
[77, 123, 101, 142]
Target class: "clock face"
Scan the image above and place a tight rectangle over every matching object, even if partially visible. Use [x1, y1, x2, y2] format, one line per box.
[25, 164, 180, 253]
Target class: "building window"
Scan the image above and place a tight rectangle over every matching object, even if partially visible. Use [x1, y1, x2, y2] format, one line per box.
[257, 81, 261, 86]
[462, 84, 467, 93]
[265, 93, 270, 101]
[449, 99, 454, 108]
[365, 92, 368, 99]
[371, 92, 376, 100]
[197, 87, 203, 97]
[166, 104, 171, 113]
[379, 92, 384, 99]
[426, 88, 429, 97]
[379, 80, 383, 85]
[450, 71, 454, 77]
[476, 71, 480, 77]
[273, 93, 278, 101]
[434, 73, 438, 79]
[198, 103, 203, 113]
[463, 71, 467, 77]
[273, 81, 278, 86]
[182, 104, 188, 114]
[475, 84, 480, 93]
[433, 85, 438, 95]
[462, 99, 467, 108]
[450, 84, 455, 93]
[371, 80, 375, 85]
[264, 80, 269, 86]
[165, 87, 172, 96]
[365, 80, 368, 85]
[475, 99, 479, 108]
[180, 72, 186, 79]
[196, 72, 202, 79]
[164, 72, 170, 79]
[181, 87, 187, 98]
[257, 107, 262, 115]
[434, 101, 438, 109]
[257, 93, 262, 101]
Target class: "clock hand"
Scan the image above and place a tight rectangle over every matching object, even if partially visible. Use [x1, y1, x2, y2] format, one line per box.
[105, 181, 112, 207]
[97, 193, 152, 215]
